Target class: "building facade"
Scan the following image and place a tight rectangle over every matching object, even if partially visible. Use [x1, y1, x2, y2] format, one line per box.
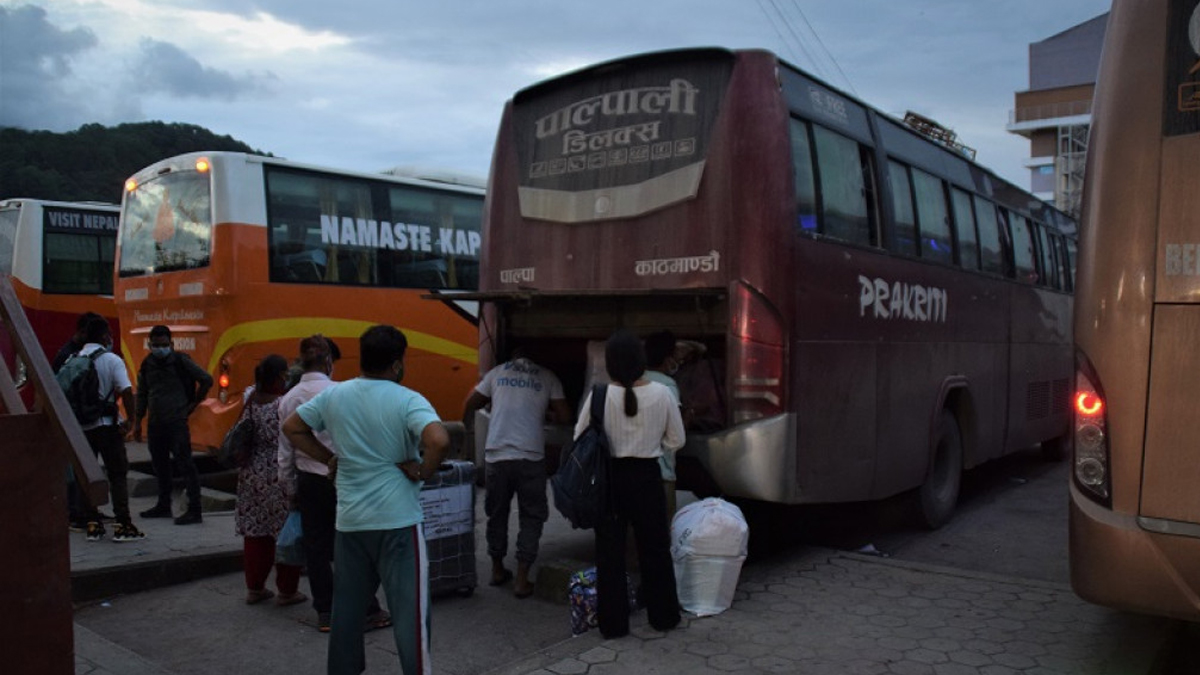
[1008, 13, 1108, 221]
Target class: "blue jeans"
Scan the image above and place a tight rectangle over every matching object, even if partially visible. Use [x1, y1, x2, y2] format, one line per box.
[329, 526, 430, 675]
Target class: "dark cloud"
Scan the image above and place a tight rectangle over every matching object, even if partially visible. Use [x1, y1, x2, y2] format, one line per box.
[130, 39, 273, 99]
[0, 4, 99, 129]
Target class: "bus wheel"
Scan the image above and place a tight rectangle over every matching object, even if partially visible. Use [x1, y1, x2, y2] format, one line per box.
[916, 411, 963, 530]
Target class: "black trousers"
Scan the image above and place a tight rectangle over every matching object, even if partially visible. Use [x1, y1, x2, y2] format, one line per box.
[297, 470, 382, 617]
[84, 425, 130, 523]
[147, 419, 200, 511]
[595, 457, 681, 638]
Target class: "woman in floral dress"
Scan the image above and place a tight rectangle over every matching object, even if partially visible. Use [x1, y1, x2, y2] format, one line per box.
[237, 354, 307, 606]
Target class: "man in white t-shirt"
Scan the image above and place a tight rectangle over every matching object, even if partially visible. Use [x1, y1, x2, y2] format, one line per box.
[68, 317, 142, 542]
[463, 347, 571, 598]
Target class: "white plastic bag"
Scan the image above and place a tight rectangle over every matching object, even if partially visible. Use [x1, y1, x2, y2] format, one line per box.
[670, 498, 749, 616]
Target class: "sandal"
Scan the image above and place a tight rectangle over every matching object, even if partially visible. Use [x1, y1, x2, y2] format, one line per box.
[246, 589, 275, 605]
[275, 591, 308, 607]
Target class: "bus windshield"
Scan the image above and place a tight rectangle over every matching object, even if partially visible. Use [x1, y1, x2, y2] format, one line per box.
[119, 170, 212, 276]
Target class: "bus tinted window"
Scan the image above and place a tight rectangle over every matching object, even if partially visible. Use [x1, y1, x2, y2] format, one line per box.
[44, 233, 114, 295]
[0, 209, 14, 275]
[911, 169, 952, 264]
[789, 118, 818, 233]
[950, 188, 979, 270]
[1035, 225, 1058, 289]
[887, 161, 918, 256]
[973, 196, 1006, 276]
[387, 186, 481, 290]
[265, 168, 481, 290]
[812, 125, 876, 247]
[119, 171, 212, 276]
[1066, 239, 1077, 286]
[1058, 236, 1073, 292]
[1007, 212, 1038, 284]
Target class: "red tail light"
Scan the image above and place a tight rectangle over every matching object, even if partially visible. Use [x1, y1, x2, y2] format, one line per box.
[729, 281, 786, 424]
[217, 360, 230, 404]
[1073, 353, 1110, 505]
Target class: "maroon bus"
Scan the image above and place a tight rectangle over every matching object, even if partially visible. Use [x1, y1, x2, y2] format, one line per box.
[466, 48, 1076, 528]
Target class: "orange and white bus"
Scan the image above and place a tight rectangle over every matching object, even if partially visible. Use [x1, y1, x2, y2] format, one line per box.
[114, 152, 483, 452]
[1069, 0, 1200, 621]
[0, 198, 121, 405]
[468, 47, 1076, 530]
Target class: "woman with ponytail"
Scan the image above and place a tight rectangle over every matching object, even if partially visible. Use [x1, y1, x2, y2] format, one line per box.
[573, 329, 685, 638]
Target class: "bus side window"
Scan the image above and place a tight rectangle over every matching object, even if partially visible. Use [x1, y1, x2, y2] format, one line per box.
[0, 209, 15, 276]
[911, 168, 953, 265]
[974, 197, 1006, 276]
[950, 187, 980, 271]
[812, 125, 877, 247]
[1057, 236, 1073, 292]
[1007, 212, 1038, 284]
[1035, 224, 1058, 289]
[1066, 238, 1078, 288]
[789, 118, 819, 233]
[886, 161, 918, 256]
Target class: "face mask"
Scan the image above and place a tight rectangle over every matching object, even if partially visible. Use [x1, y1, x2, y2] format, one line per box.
[151, 346, 172, 358]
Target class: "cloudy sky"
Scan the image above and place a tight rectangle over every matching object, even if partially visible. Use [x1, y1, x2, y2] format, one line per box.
[1, 0, 1109, 189]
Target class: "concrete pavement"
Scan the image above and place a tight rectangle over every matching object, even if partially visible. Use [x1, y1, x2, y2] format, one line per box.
[71, 447, 1175, 675]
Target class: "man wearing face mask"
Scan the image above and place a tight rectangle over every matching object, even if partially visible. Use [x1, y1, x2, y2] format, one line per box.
[643, 330, 683, 520]
[282, 324, 450, 675]
[133, 325, 213, 525]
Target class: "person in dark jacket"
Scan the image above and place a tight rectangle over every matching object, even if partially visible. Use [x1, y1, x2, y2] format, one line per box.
[132, 325, 213, 525]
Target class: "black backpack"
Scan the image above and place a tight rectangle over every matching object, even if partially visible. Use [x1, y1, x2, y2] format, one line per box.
[551, 384, 611, 530]
[56, 348, 117, 425]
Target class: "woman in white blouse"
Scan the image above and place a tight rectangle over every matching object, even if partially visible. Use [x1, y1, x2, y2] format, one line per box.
[574, 329, 685, 638]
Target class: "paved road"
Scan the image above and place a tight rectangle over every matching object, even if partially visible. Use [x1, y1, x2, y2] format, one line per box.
[72, 446, 1189, 674]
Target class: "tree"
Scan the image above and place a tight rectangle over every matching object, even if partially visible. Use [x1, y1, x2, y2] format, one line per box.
[0, 122, 269, 203]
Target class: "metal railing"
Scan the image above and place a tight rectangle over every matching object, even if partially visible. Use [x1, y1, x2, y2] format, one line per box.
[0, 276, 109, 674]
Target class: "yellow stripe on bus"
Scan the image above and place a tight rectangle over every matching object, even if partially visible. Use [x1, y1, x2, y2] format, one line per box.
[206, 318, 477, 373]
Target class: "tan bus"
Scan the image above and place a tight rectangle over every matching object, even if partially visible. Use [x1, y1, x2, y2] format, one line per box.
[1069, 0, 1200, 621]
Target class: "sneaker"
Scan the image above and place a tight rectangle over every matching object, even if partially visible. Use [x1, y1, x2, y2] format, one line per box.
[174, 511, 202, 525]
[140, 505, 173, 519]
[68, 520, 87, 533]
[85, 521, 105, 541]
[112, 522, 146, 542]
[317, 612, 332, 633]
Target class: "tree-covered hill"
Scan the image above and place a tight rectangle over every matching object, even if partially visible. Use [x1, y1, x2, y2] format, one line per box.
[0, 122, 269, 204]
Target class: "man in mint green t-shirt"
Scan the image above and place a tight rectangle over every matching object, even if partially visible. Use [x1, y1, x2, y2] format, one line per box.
[283, 325, 449, 675]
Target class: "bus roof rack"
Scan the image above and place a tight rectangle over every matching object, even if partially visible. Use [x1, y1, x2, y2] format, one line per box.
[902, 111, 977, 161]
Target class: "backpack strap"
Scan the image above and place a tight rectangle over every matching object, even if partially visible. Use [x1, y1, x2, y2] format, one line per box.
[589, 383, 607, 428]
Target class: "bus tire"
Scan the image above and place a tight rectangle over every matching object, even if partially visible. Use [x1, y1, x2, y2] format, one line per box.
[917, 411, 963, 530]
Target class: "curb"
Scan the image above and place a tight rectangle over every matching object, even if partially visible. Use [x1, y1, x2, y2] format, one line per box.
[72, 550, 243, 604]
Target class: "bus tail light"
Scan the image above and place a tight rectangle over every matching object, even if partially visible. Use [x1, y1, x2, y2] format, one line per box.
[218, 360, 230, 404]
[729, 281, 786, 424]
[1073, 353, 1111, 506]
